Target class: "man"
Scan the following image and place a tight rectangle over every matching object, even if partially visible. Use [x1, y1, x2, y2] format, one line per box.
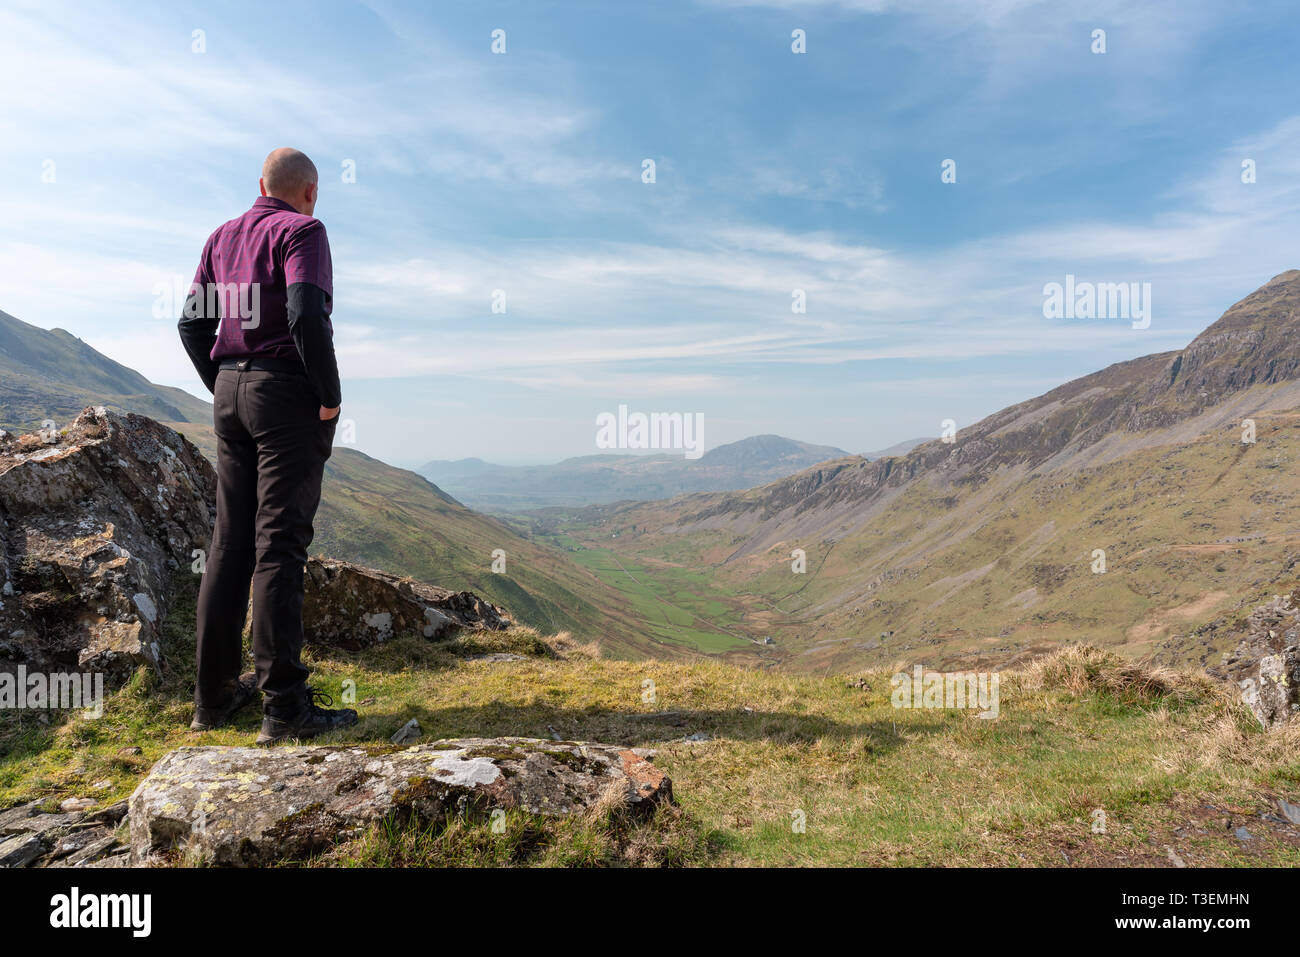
[178, 148, 358, 745]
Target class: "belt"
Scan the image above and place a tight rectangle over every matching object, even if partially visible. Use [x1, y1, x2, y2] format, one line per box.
[219, 357, 306, 375]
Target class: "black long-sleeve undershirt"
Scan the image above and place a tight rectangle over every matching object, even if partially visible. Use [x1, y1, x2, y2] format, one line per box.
[287, 282, 342, 409]
[177, 294, 220, 394]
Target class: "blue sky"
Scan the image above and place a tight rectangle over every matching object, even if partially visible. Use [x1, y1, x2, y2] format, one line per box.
[2, 0, 1299, 466]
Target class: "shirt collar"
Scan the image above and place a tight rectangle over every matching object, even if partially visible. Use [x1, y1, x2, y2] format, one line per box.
[253, 196, 297, 212]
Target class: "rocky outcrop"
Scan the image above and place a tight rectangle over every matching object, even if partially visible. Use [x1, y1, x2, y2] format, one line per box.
[0, 798, 130, 868]
[129, 738, 671, 866]
[303, 558, 510, 648]
[1225, 591, 1300, 728]
[0, 407, 214, 678]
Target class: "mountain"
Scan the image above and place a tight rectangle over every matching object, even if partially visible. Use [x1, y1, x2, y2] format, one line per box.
[540, 271, 1300, 671]
[0, 309, 661, 654]
[417, 434, 851, 511]
[0, 309, 211, 431]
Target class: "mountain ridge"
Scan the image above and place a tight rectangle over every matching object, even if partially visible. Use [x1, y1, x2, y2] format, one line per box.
[417, 433, 853, 511]
[0, 309, 212, 430]
[677, 269, 1300, 535]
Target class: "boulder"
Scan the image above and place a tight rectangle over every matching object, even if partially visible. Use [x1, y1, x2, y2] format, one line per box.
[0, 407, 214, 679]
[1225, 591, 1300, 728]
[303, 558, 510, 648]
[129, 738, 671, 866]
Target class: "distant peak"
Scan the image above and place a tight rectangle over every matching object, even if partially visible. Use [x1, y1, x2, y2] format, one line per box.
[1264, 269, 1300, 287]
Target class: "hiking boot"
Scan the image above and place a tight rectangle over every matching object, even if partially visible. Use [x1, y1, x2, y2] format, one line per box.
[190, 672, 259, 731]
[256, 687, 358, 745]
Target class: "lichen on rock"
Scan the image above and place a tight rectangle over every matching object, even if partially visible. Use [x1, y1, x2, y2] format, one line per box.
[302, 558, 510, 649]
[128, 738, 670, 866]
[0, 407, 215, 679]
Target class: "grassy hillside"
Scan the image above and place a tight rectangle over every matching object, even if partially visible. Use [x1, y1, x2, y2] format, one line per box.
[2, 579, 1297, 867]
[0, 309, 211, 430]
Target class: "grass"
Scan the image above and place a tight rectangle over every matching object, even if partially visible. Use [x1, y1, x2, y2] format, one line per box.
[565, 545, 750, 653]
[1, 576, 1298, 867]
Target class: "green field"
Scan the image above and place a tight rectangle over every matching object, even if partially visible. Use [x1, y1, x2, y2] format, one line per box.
[560, 544, 749, 653]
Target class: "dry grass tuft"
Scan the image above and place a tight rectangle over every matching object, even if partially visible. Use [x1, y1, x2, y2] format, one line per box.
[1013, 643, 1224, 705]
[1185, 712, 1300, 773]
[542, 630, 601, 660]
[585, 778, 631, 823]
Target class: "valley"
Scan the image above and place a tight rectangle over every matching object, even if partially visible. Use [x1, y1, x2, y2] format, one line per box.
[6, 271, 1300, 673]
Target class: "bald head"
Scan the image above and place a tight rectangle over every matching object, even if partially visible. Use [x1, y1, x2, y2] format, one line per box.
[259, 148, 319, 215]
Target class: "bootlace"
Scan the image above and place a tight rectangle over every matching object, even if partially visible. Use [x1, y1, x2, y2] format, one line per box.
[305, 687, 335, 713]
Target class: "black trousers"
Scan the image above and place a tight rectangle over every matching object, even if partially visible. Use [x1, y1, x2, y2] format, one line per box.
[195, 367, 336, 714]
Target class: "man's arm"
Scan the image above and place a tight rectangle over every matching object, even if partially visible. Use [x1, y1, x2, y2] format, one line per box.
[177, 244, 220, 393]
[283, 220, 341, 414]
[286, 282, 342, 411]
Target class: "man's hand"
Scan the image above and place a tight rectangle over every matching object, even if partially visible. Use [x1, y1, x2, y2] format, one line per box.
[320, 405, 340, 421]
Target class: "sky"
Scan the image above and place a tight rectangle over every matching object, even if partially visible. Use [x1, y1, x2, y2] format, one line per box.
[2, 0, 1300, 467]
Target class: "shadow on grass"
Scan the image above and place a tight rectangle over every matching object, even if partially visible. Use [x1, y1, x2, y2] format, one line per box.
[333, 700, 949, 753]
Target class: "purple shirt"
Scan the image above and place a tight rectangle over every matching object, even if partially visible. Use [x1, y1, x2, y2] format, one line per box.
[192, 196, 334, 361]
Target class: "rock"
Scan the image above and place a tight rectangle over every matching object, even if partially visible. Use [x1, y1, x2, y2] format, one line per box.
[0, 799, 127, 868]
[129, 738, 672, 866]
[83, 799, 128, 826]
[47, 829, 121, 866]
[0, 801, 42, 835]
[1234, 826, 1255, 841]
[1226, 592, 1300, 727]
[302, 558, 510, 649]
[55, 831, 127, 867]
[0, 832, 48, 867]
[0, 408, 214, 680]
[390, 718, 421, 744]
[1278, 798, 1300, 826]
[0, 803, 80, 837]
[80, 847, 131, 868]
